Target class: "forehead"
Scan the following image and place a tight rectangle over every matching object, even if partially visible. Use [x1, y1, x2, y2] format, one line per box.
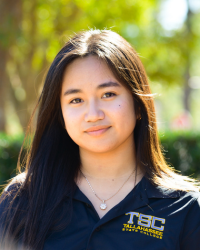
[62, 56, 122, 89]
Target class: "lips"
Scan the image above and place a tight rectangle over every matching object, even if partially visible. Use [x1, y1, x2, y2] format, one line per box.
[85, 125, 111, 132]
[85, 126, 111, 136]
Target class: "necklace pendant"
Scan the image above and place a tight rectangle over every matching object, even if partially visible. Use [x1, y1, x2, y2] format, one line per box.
[100, 200, 107, 210]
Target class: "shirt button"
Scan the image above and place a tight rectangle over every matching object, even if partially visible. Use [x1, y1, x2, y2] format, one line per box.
[86, 203, 91, 208]
[95, 226, 101, 231]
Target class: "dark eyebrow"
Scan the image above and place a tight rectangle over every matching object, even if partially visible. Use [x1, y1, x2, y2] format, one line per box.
[97, 81, 121, 89]
[63, 81, 121, 96]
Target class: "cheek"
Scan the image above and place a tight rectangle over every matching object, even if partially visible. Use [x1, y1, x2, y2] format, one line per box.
[118, 98, 135, 115]
[117, 100, 136, 129]
[62, 108, 82, 134]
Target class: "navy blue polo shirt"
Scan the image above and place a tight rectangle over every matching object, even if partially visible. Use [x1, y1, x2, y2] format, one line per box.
[1, 176, 200, 250]
[42, 176, 200, 250]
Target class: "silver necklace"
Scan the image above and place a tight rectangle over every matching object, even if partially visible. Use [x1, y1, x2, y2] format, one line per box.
[80, 169, 135, 210]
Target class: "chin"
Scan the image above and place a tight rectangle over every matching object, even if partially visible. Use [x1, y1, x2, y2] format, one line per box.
[80, 143, 119, 154]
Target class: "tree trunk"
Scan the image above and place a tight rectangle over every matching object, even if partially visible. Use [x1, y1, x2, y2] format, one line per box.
[0, 0, 22, 132]
[183, 61, 191, 112]
[0, 50, 7, 131]
[183, 0, 192, 113]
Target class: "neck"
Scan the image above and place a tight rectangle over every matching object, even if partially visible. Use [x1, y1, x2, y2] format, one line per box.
[79, 138, 138, 180]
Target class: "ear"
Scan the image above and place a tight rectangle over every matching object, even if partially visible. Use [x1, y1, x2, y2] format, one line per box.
[135, 104, 142, 121]
[132, 94, 142, 121]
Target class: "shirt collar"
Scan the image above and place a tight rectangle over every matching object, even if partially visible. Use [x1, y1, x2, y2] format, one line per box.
[142, 175, 182, 199]
[69, 174, 182, 205]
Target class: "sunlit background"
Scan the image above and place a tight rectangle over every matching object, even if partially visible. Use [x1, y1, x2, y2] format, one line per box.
[0, 0, 200, 184]
[0, 0, 200, 134]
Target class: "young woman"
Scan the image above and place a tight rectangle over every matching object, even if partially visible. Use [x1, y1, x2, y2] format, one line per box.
[0, 29, 200, 250]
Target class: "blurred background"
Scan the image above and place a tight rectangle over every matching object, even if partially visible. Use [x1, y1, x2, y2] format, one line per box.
[0, 0, 200, 185]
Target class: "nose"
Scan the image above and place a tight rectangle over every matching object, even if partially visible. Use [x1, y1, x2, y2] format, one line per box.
[84, 99, 104, 122]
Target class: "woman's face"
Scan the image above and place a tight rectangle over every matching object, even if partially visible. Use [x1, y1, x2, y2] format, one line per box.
[60, 56, 136, 153]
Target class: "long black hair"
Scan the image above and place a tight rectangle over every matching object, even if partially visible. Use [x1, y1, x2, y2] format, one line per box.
[0, 29, 199, 250]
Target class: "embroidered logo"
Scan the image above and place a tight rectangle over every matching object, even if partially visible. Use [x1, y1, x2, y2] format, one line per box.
[122, 212, 165, 239]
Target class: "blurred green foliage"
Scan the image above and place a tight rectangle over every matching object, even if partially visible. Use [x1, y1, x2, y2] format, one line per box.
[0, 133, 23, 185]
[160, 130, 200, 179]
[1, 0, 200, 133]
[0, 1, 200, 188]
[0, 131, 200, 185]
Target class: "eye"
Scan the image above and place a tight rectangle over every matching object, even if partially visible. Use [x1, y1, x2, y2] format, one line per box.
[102, 92, 116, 98]
[70, 98, 83, 104]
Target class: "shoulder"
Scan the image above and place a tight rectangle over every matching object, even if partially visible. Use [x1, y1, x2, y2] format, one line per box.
[0, 173, 26, 220]
[143, 175, 200, 209]
[0, 183, 21, 217]
[181, 190, 200, 213]
[180, 189, 200, 201]
[4, 172, 26, 192]
[0, 174, 25, 201]
[178, 191, 200, 249]
[142, 177, 200, 248]
[1, 172, 26, 196]
[179, 190, 200, 218]
[143, 174, 199, 198]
